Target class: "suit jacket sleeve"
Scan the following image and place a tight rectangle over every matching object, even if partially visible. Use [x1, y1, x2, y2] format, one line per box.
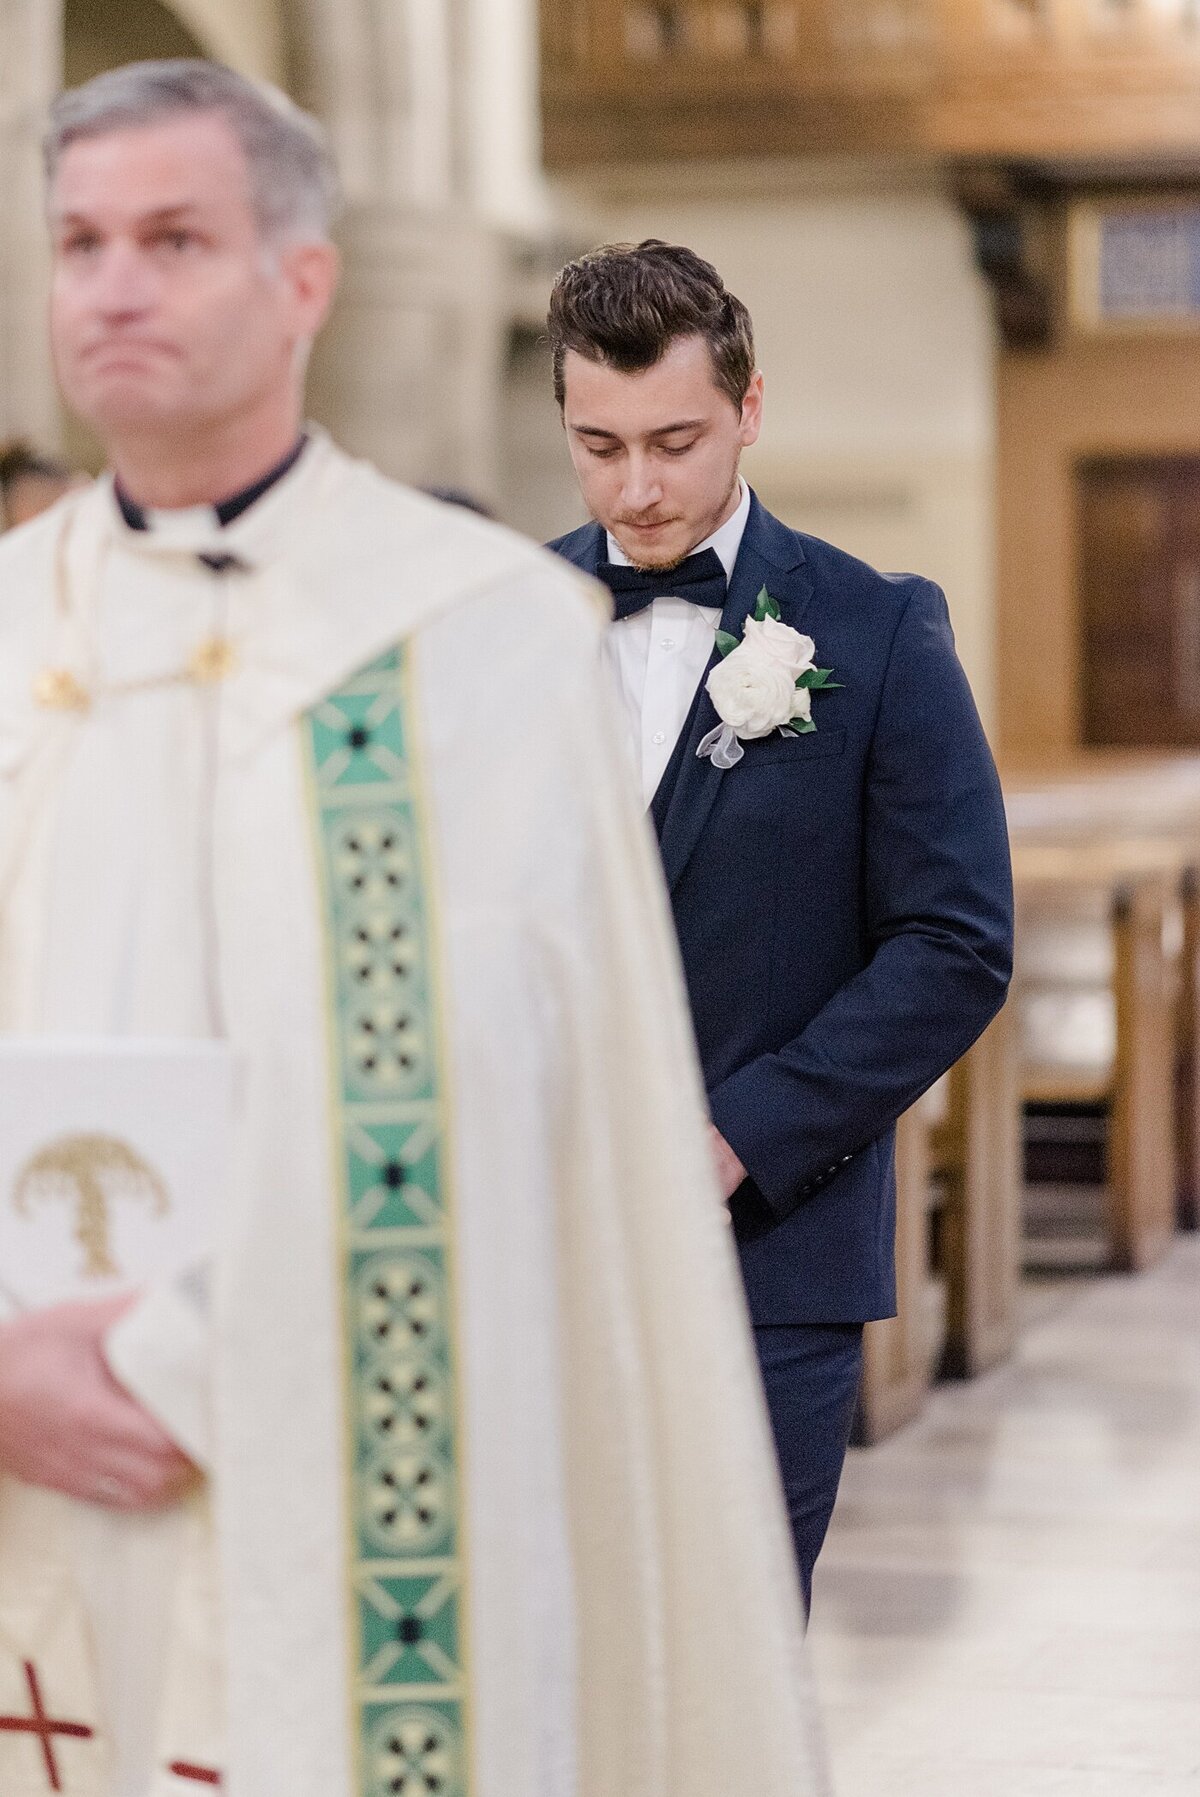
[707, 578, 1013, 1220]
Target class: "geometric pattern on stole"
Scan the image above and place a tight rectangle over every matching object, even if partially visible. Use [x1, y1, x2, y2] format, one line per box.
[305, 646, 471, 1797]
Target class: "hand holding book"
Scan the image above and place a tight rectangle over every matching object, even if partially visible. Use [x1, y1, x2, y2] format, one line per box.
[0, 1293, 197, 1508]
[0, 1039, 235, 1506]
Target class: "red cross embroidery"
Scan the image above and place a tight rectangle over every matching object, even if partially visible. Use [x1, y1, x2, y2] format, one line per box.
[0, 1660, 94, 1791]
[168, 1762, 223, 1786]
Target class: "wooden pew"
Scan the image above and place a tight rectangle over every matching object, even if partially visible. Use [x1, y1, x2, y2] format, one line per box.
[1176, 866, 1200, 1232]
[1003, 752, 1200, 851]
[1006, 753, 1200, 1235]
[856, 753, 1200, 1439]
[856, 1095, 937, 1444]
[1012, 838, 1183, 1272]
[935, 1003, 1023, 1377]
[856, 1003, 1025, 1441]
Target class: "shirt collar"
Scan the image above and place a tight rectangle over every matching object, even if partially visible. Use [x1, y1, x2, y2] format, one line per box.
[114, 433, 309, 534]
[605, 476, 750, 587]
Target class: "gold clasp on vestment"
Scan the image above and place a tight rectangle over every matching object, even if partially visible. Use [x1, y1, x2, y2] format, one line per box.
[188, 637, 238, 683]
[32, 668, 90, 712]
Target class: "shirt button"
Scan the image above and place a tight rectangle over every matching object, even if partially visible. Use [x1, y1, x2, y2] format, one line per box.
[661, 637, 676, 650]
[652, 731, 666, 745]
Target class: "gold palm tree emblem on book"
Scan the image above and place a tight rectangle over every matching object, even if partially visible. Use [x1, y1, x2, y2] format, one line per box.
[13, 1134, 170, 1279]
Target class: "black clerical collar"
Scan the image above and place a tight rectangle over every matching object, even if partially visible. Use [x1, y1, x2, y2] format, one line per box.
[115, 433, 309, 532]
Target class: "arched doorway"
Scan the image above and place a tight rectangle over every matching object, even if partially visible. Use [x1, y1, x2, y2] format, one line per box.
[66, 0, 284, 86]
[64, 0, 207, 87]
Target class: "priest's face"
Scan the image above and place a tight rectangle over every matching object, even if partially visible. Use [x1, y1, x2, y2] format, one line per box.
[48, 113, 336, 450]
[561, 335, 763, 570]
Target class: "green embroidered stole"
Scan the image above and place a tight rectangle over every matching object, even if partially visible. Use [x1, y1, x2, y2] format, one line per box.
[305, 646, 470, 1797]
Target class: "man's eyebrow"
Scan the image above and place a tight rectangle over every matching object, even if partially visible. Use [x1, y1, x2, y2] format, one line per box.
[133, 203, 208, 227]
[569, 418, 706, 440]
[54, 202, 205, 228]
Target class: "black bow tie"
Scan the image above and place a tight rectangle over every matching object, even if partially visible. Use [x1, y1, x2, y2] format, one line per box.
[596, 547, 728, 621]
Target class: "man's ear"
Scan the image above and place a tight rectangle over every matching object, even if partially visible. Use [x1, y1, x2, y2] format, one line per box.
[283, 241, 341, 340]
[739, 370, 764, 450]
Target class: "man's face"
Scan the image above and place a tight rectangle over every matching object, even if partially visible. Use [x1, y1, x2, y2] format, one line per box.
[561, 333, 763, 569]
[49, 112, 335, 444]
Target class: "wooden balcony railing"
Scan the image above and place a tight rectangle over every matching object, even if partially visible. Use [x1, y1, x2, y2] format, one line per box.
[540, 0, 1200, 163]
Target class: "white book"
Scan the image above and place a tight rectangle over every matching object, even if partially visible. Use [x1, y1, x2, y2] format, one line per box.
[0, 1039, 236, 1311]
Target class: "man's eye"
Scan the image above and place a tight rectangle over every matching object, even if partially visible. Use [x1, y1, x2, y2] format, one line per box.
[153, 231, 199, 253]
[62, 234, 101, 257]
[661, 442, 697, 457]
[588, 445, 619, 460]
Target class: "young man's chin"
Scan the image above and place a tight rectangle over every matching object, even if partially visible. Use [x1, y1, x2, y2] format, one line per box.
[613, 526, 693, 572]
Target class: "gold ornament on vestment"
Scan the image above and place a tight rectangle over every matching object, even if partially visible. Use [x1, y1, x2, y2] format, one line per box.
[32, 668, 90, 712]
[187, 637, 238, 683]
[32, 637, 239, 708]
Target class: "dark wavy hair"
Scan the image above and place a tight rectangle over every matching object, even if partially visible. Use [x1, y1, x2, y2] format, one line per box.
[547, 239, 756, 413]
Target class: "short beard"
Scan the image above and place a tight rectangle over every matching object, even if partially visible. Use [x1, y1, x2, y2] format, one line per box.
[626, 548, 689, 574]
[615, 461, 741, 575]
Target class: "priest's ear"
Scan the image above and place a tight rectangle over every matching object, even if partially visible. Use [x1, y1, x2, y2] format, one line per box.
[276, 239, 341, 347]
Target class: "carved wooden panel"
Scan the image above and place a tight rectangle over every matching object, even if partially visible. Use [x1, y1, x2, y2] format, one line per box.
[1077, 456, 1200, 750]
[540, 0, 1200, 161]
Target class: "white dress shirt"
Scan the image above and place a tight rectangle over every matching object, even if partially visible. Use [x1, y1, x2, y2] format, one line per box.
[605, 479, 751, 806]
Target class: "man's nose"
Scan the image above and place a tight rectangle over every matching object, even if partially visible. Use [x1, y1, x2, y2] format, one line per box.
[89, 242, 156, 318]
[621, 457, 663, 514]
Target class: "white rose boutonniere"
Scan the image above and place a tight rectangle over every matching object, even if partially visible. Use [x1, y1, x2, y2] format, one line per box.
[697, 588, 842, 769]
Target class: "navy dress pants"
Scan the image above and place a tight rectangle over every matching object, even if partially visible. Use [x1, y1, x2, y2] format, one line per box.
[754, 1321, 865, 1616]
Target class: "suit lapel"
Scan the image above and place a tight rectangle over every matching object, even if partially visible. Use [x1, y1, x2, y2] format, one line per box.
[654, 494, 813, 893]
[553, 519, 606, 575]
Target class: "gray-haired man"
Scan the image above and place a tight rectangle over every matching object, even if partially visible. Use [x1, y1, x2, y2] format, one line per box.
[0, 59, 827, 1797]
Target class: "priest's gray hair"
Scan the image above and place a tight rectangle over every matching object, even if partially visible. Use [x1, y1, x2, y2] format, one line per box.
[44, 59, 341, 244]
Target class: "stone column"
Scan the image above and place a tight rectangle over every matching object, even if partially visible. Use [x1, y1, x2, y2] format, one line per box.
[0, 0, 61, 445]
[308, 203, 510, 498]
[291, 0, 522, 502]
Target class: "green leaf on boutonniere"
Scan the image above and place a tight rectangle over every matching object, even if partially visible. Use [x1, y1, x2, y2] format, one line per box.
[797, 668, 844, 690]
[715, 629, 740, 658]
[753, 586, 782, 623]
[788, 716, 817, 734]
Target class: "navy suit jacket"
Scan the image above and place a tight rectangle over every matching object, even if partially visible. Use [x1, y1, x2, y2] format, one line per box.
[549, 493, 1014, 1325]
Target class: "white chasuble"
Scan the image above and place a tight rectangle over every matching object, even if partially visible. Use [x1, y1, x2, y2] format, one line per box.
[0, 434, 829, 1797]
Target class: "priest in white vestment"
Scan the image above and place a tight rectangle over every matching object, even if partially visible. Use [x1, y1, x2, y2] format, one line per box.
[0, 60, 829, 1797]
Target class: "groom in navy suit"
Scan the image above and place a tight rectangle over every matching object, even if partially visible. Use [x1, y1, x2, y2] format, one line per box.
[546, 241, 1014, 1612]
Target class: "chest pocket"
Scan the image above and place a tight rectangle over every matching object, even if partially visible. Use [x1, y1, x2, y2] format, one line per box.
[745, 726, 846, 767]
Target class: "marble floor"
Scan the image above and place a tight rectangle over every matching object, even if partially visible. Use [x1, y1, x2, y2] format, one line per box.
[808, 1236, 1200, 1796]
